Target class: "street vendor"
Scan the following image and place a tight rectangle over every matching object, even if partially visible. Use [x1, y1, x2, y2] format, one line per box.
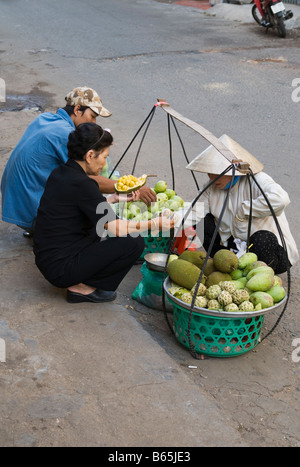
[181, 134, 298, 275]
[1, 86, 156, 238]
[33, 122, 174, 304]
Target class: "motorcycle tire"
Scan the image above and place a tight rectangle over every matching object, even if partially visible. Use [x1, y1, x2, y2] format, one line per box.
[274, 14, 286, 38]
[252, 4, 263, 25]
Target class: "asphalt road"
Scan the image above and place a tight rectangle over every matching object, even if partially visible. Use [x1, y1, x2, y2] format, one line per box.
[0, 0, 300, 448]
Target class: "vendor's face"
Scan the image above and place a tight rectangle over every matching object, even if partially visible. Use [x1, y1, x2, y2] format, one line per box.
[74, 107, 98, 126]
[87, 147, 110, 175]
[208, 174, 232, 190]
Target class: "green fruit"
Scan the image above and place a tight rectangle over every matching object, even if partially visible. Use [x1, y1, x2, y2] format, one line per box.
[225, 303, 239, 312]
[167, 200, 181, 211]
[179, 251, 206, 269]
[191, 283, 206, 296]
[246, 266, 275, 281]
[232, 289, 250, 305]
[154, 180, 167, 193]
[246, 272, 275, 292]
[205, 285, 222, 300]
[169, 286, 190, 298]
[219, 281, 236, 294]
[230, 269, 243, 280]
[205, 271, 232, 288]
[195, 296, 207, 308]
[171, 195, 184, 206]
[180, 292, 193, 304]
[128, 204, 141, 216]
[203, 258, 217, 276]
[232, 280, 245, 289]
[273, 275, 283, 286]
[238, 252, 258, 269]
[266, 285, 286, 303]
[213, 249, 239, 273]
[239, 301, 254, 312]
[207, 299, 220, 310]
[157, 192, 169, 204]
[148, 201, 159, 214]
[249, 291, 274, 309]
[243, 260, 267, 277]
[218, 290, 233, 306]
[167, 259, 201, 290]
[165, 188, 176, 199]
[236, 277, 247, 287]
[168, 254, 179, 265]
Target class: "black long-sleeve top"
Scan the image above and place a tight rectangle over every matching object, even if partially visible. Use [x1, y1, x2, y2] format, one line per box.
[33, 159, 117, 279]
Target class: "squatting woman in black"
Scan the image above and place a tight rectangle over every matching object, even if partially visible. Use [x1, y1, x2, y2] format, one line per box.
[33, 123, 174, 303]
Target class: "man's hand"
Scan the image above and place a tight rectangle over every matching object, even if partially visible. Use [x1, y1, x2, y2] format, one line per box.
[138, 186, 156, 205]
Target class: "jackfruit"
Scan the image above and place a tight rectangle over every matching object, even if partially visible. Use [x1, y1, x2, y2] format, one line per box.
[205, 271, 232, 288]
[167, 259, 201, 290]
[178, 250, 206, 269]
[115, 174, 147, 194]
[213, 249, 239, 273]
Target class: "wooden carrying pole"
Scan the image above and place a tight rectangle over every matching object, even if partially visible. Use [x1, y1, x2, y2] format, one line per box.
[156, 98, 251, 174]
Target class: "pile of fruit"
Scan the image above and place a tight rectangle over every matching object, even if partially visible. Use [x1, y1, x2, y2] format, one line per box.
[114, 179, 185, 221]
[167, 249, 286, 312]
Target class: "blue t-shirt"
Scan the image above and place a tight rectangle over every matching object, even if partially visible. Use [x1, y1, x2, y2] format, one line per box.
[1, 109, 75, 228]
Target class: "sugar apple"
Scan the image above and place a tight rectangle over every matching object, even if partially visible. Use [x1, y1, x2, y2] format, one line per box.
[180, 292, 193, 304]
[191, 282, 206, 297]
[218, 290, 233, 306]
[205, 285, 222, 300]
[232, 289, 250, 305]
[195, 296, 208, 308]
[239, 300, 254, 311]
[224, 303, 239, 312]
[207, 299, 220, 310]
[219, 281, 236, 294]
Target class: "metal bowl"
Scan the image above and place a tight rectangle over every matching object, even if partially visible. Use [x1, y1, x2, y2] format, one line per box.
[163, 277, 287, 318]
[144, 253, 169, 272]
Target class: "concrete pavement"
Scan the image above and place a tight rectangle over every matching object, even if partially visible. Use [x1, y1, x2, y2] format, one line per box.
[0, 221, 247, 447]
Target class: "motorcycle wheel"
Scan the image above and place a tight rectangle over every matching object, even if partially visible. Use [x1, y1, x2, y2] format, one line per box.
[252, 4, 264, 25]
[274, 14, 286, 37]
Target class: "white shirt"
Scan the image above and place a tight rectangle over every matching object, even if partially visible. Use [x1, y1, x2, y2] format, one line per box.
[176, 172, 299, 266]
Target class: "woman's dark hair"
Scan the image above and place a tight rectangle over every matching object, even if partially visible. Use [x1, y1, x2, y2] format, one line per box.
[67, 122, 113, 161]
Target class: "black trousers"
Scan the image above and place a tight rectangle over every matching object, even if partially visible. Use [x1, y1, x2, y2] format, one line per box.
[203, 213, 290, 275]
[44, 234, 145, 291]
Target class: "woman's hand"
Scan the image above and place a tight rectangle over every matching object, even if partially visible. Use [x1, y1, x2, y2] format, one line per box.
[120, 190, 140, 202]
[151, 211, 176, 233]
[107, 190, 141, 204]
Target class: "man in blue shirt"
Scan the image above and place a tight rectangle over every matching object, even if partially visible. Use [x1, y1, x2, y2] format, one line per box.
[1, 86, 156, 237]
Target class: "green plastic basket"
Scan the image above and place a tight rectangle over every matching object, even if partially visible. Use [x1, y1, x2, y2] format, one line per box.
[170, 301, 264, 357]
[139, 231, 173, 260]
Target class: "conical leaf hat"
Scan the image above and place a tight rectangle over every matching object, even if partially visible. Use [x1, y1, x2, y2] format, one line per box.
[186, 134, 264, 175]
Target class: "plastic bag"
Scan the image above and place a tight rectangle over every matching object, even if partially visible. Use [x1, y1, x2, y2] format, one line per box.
[132, 262, 173, 311]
